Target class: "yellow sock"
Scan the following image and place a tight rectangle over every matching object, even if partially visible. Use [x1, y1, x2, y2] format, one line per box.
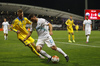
[68, 34, 70, 40]
[29, 44, 40, 56]
[72, 35, 74, 40]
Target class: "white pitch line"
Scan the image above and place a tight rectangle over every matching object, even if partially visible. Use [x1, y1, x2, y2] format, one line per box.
[55, 41, 100, 48]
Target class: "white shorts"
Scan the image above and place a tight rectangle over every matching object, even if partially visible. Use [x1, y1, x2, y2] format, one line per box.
[85, 29, 91, 35]
[3, 29, 8, 34]
[36, 36, 56, 48]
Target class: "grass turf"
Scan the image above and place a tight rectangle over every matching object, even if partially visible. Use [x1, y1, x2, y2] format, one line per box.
[0, 30, 100, 66]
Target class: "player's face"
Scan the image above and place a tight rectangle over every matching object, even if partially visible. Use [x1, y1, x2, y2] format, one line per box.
[70, 16, 72, 19]
[86, 16, 88, 20]
[4, 19, 6, 22]
[31, 17, 37, 23]
[18, 12, 23, 19]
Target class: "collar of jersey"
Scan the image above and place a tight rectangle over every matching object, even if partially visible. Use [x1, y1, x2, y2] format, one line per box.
[17, 17, 24, 21]
[70, 19, 73, 21]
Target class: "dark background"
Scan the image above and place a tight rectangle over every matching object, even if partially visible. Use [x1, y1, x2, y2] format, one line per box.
[0, 0, 100, 16]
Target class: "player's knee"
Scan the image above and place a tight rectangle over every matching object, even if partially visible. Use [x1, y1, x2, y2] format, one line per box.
[36, 46, 41, 52]
[51, 46, 57, 50]
[31, 43, 35, 47]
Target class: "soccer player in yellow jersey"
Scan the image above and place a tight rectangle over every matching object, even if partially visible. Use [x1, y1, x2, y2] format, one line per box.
[65, 15, 75, 43]
[75, 24, 79, 32]
[10, 9, 44, 59]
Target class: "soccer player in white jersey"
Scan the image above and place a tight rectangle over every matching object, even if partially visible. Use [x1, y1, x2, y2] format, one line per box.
[2, 18, 10, 40]
[83, 16, 92, 43]
[23, 14, 69, 62]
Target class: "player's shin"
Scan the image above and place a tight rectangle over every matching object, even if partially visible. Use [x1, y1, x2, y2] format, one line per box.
[87, 35, 89, 42]
[40, 50, 51, 58]
[68, 34, 70, 40]
[56, 47, 67, 57]
[4, 35, 6, 40]
[28, 44, 45, 59]
[72, 35, 74, 40]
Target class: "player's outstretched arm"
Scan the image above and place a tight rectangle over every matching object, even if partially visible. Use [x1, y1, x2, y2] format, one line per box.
[91, 24, 92, 30]
[83, 24, 85, 31]
[2, 25, 3, 29]
[48, 23, 53, 35]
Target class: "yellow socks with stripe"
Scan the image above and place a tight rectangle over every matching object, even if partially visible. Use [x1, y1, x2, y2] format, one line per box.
[68, 34, 70, 40]
[29, 44, 45, 59]
[72, 35, 75, 40]
[29, 44, 40, 56]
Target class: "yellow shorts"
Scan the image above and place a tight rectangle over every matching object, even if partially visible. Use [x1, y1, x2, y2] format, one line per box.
[76, 28, 79, 30]
[17, 33, 35, 46]
[67, 28, 74, 33]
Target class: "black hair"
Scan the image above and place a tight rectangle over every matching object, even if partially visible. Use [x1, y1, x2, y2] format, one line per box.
[28, 14, 35, 20]
[17, 9, 23, 14]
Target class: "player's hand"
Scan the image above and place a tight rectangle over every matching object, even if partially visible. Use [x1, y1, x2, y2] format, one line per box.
[17, 30, 20, 34]
[23, 39, 26, 42]
[67, 25, 69, 27]
[50, 32, 53, 35]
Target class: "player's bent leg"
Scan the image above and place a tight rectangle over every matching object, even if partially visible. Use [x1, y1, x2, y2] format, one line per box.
[36, 45, 51, 60]
[6, 34, 8, 40]
[18, 37, 45, 59]
[28, 44, 45, 59]
[86, 34, 90, 43]
[68, 33, 72, 43]
[4, 33, 6, 40]
[39, 50, 51, 63]
[51, 46, 57, 50]
[72, 33, 75, 42]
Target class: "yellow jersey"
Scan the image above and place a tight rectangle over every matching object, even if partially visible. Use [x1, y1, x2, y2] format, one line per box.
[75, 25, 79, 29]
[65, 19, 75, 29]
[11, 17, 32, 35]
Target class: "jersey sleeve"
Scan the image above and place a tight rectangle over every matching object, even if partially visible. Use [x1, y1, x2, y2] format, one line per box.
[10, 20, 18, 33]
[7, 22, 10, 25]
[25, 17, 32, 25]
[41, 19, 49, 26]
[83, 20, 85, 24]
[72, 20, 75, 26]
[65, 19, 69, 25]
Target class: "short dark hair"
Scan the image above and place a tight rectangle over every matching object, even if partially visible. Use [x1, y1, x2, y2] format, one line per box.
[4, 18, 6, 19]
[28, 14, 35, 20]
[86, 15, 88, 17]
[17, 9, 23, 14]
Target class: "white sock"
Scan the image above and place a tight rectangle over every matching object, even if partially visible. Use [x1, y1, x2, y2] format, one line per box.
[40, 50, 51, 58]
[87, 36, 89, 42]
[56, 47, 67, 57]
[4, 36, 6, 39]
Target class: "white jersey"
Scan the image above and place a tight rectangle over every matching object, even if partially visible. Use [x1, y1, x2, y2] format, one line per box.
[2, 22, 9, 30]
[30, 18, 50, 39]
[83, 19, 92, 30]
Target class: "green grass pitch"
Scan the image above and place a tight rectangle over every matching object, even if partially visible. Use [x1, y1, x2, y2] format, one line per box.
[0, 30, 100, 66]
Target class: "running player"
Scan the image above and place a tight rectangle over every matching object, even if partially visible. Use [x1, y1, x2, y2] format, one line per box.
[65, 15, 75, 43]
[10, 9, 44, 59]
[75, 24, 79, 32]
[2, 18, 10, 40]
[23, 14, 69, 62]
[83, 16, 92, 43]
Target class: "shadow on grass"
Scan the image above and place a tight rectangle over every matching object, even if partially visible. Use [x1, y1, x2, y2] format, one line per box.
[40, 59, 66, 66]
